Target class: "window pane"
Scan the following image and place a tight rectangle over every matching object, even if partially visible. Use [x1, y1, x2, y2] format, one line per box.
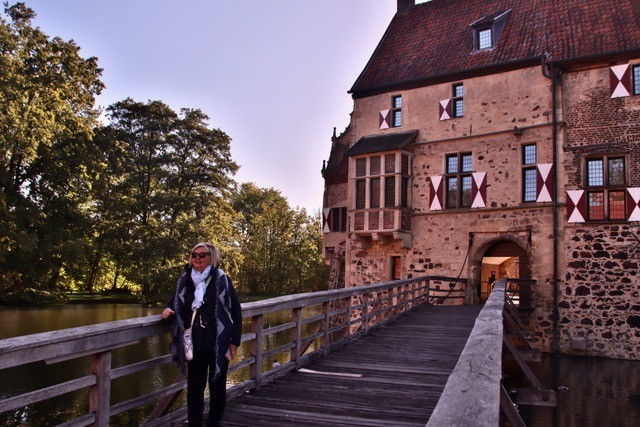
[608, 158, 625, 186]
[523, 144, 536, 165]
[392, 110, 402, 127]
[523, 168, 537, 202]
[330, 208, 340, 232]
[588, 192, 604, 220]
[446, 155, 458, 174]
[454, 84, 464, 98]
[587, 159, 604, 186]
[370, 156, 381, 175]
[341, 207, 347, 232]
[461, 175, 472, 207]
[356, 180, 366, 209]
[453, 99, 464, 117]
[401, 154, 409, 175]
[478, 28, 492, 49]
[356, 158, 366, 177]
[401, 177, 409, 208]
[446, 177, 458, 208]
[370, 178, 380, 208]
[461, 154, 472, 172]
[609, 191, 626, 220]
[385, 154, 396, 174]
[393, 96, 402, 109]
[635, 65, 640, 95]
[385, 176, 396, 207]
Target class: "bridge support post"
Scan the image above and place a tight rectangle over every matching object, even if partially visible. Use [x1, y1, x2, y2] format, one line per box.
[250, 315, 264, 391]
[89, 350, 111, 427]
[291, 308, 302, 370]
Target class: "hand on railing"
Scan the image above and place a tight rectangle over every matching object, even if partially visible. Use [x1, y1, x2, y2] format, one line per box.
[162, 308, 174, 319]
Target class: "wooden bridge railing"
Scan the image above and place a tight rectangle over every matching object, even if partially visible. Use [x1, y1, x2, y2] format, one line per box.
[427, 278, 554, 427]
[0, 275, 466, 427]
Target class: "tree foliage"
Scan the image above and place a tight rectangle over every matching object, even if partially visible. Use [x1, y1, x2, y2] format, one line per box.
[0, 2, 103, 291]
[0, 3, 328, 303]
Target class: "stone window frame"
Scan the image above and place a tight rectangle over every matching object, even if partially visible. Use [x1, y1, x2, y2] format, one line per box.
[391, 95, 403, 127]
[330, 207, 347, 232]
[584, 155, 627, 221]
[445, 152, 473, 209]
[522, 143, 537, 202]
[390, 256, 402, 280]
[452, 83, 464, 118]
[352, 152, 411, 211]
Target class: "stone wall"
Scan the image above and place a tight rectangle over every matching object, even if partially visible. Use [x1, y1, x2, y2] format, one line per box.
[558, 65, 640, 359]
[562, 224, 640, 359]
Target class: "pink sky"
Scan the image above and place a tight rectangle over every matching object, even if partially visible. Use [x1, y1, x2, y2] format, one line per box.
[24, 0, 400, 212]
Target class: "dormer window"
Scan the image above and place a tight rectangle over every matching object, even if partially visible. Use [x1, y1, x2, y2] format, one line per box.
[477, 28, 492, 50]
[470, 9, 511, 51]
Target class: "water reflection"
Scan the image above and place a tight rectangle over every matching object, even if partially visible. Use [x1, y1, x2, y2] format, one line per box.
[512, 354, 640, 427]
[0, 304, 320, 426]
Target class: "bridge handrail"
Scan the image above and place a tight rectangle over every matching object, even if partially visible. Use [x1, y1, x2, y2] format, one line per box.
[427, 278, 506, 427]
[0, 275, 465, 426]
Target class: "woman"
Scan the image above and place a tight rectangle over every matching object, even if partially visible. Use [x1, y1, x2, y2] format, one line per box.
[163, 242, 242, 427]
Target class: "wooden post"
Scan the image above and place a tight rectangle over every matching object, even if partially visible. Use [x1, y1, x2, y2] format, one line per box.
[363, 293, 369, 335]
[322, 301, 330, 356]
[250, 315, 263, 392]
[346, 296, 353, 340]
[89, 351, 112, 427]
[291, 308, 302, 370]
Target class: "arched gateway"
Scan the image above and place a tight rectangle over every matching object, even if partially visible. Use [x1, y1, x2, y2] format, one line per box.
[470, 237, 531, 304]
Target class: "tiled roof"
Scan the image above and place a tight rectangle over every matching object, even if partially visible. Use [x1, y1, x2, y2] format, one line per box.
[350, 0, 640, 97]
[345, 130, 418, 156]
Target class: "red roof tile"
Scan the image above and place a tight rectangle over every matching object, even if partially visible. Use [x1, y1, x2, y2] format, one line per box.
[350, 0, 640, 97]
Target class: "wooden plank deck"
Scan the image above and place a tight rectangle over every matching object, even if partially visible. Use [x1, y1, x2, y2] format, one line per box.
[221, 304, 482, 427]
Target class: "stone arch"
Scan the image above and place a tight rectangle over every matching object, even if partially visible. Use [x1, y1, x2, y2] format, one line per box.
[468, 232, 532, 304]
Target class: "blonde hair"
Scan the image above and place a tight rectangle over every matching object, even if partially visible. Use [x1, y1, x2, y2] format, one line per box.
[189, 242, 221, 268]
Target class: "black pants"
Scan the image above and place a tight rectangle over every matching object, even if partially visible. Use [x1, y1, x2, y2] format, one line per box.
[187, 351, 229, 427]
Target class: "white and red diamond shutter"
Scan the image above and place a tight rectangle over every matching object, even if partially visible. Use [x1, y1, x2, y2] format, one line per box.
[610, 64, 631, 98]
[627, 188, 640, 221]
[536, 163, 554, 202]
[566, 190, 586, 223]
[439, 99, 451, 121]
[429, 176, 443, 211]
[379, 109, 390, 129]
[471, 172, 487, 208]
[323, 208, 331, 232]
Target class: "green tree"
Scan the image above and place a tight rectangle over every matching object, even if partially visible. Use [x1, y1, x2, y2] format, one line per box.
[233, 183, 328, 296]
[96, 99, 238, 301]
[0, 2, 103, 291]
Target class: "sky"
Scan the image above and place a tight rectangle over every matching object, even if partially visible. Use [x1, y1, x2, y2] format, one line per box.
[21, 0, 402, 213]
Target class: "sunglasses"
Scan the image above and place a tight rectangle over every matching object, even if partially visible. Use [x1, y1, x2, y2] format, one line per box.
[191, 252, 210, 259]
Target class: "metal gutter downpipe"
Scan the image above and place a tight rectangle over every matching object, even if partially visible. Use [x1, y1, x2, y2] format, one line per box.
[541, 55, 560, 354]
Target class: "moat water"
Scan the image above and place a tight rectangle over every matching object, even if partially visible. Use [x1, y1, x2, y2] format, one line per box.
[1, 305, 640, 426]
[511, 353, 640, 426]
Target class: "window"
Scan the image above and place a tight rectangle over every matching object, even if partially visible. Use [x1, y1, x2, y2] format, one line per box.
[391, 256, 401, 280]
[477, 28, 492, 49]
[445, 153, 473, 208]
[634, 65, 640, 96]
[522, 144, 537, 202]
[452, 84, 464, 118]
[471, 10, 510, 51]
[353, 153, 410, 211]
[585, 156, 626, 221]
[330, 207, 347, 232]
[392, 95, 402, 127]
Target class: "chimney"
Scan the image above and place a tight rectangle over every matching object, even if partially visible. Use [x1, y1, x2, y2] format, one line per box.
[397, 0, 415, 15]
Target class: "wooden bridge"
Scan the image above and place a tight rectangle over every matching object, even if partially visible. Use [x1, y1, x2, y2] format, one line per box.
[0, 276, 550, 426]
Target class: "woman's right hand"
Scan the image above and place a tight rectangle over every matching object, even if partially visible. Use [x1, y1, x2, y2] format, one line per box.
[162, 308, 174, 319]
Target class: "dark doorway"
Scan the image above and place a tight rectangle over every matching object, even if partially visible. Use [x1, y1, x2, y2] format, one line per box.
[478, 241, 531, 303]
